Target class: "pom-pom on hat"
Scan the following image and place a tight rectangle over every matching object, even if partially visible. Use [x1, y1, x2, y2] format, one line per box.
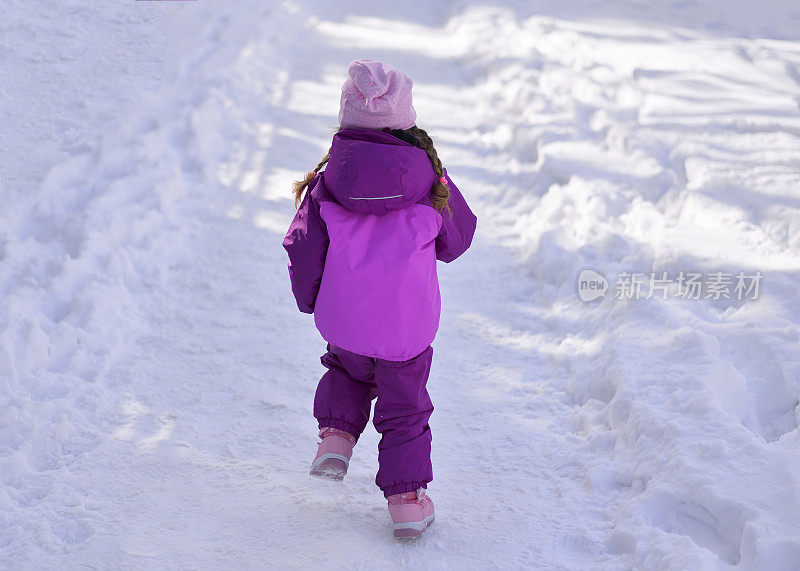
[338, 59, 416, 130]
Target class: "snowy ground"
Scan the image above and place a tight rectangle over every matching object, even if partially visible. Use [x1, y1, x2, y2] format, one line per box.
[2, 1, 800, 568]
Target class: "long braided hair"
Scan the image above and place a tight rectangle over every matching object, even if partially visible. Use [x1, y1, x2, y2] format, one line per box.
[291, 126, 340, 208]
[291, 125, 451, 214]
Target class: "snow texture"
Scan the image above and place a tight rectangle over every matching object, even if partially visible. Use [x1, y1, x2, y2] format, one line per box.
[1, 0, 799, 568]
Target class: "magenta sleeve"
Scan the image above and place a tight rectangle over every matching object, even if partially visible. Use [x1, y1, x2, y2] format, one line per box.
[435, 168, 477, 263]
[282, 175, 329, 313]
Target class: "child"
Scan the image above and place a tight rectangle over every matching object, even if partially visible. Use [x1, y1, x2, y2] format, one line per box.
[282, 58, 477, 539]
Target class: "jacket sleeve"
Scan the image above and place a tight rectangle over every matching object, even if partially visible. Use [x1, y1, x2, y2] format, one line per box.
[282, 176, 329, 313]
[436, 168, 477, 263]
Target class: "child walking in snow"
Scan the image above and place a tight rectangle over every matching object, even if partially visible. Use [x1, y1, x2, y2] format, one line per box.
[282, 59, 477, 539]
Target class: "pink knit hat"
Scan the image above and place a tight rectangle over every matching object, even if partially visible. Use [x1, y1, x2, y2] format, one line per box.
[338, 59, 416, 130]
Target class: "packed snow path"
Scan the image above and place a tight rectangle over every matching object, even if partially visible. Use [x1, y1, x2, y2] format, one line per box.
[2, 1, 800, 568]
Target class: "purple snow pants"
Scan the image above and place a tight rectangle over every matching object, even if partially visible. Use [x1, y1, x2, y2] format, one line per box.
[313, 343, 434, 497]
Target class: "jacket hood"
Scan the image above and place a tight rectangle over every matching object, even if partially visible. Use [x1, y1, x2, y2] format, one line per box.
[321, 127, 436, 215]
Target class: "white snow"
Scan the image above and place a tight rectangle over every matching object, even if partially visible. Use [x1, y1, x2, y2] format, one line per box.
[1, 0, 800, 568]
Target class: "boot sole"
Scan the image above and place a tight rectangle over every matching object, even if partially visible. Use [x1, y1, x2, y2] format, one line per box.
[309, 455, 348, 481]
[393, 515, 435, 539]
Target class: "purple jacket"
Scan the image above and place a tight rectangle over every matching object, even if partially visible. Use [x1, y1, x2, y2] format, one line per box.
[283, 128, 477, 361]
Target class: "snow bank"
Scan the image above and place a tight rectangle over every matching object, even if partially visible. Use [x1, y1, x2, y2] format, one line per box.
[457, 3, 800, 567]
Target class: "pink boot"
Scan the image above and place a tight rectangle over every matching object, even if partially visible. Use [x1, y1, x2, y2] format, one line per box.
[309, 427, 355, 481]
[387, 488, 435, 538]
